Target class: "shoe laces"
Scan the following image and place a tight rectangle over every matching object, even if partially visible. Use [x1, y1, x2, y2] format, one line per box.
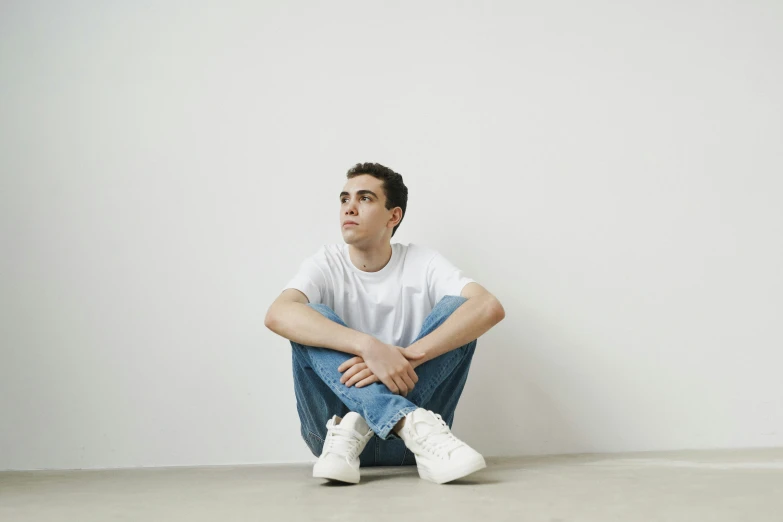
[324, 424, 366, 460]
[413, 413, 464, 457]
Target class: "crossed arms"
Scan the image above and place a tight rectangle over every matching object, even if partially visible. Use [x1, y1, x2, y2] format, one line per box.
[264, 283, 505, 396]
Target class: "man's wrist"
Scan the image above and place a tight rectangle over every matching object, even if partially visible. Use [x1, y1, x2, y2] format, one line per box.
[407, 341, 430, 363]
[351, 332, 374, 357]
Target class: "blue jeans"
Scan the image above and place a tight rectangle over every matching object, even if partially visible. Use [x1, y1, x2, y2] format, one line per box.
[291, 295, 478, 467]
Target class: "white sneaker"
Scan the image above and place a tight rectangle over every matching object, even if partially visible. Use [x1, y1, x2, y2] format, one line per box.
[398, 408, 486, 484]
[312, 412, 374, 484]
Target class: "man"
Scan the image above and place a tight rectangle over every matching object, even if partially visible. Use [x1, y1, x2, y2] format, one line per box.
[264, 162, 505, 484]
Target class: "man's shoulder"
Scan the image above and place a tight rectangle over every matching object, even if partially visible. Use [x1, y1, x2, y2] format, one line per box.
[320, 243, 345, 256]
[400, 242, 440, 265]
[295, 244, 344, 269]
[305, 243, 343, 258]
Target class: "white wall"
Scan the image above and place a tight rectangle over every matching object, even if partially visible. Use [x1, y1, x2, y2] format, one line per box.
[1, 0, 781, 471]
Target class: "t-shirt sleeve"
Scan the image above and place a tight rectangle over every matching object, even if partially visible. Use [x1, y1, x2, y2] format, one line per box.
[282, 254, 327, 305]
[425, 251, 475, 306]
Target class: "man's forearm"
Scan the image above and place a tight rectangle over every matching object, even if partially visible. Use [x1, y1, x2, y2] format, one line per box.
[265, 302, 369, 356]
[408, 295, 504, 364]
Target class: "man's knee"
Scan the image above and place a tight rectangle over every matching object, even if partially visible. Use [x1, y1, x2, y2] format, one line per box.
[433, 295, 468, 312]
[428, 295, 469, 326]
[414, 296, 472, 344]
[307, 303, 347, 326]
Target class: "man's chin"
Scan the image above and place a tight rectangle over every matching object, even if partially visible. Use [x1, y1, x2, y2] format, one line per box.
[342, 234, 362, 246]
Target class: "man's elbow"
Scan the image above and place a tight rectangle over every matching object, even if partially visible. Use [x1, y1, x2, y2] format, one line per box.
[488, 297, 505, 323]
[264, 307, 279, 330]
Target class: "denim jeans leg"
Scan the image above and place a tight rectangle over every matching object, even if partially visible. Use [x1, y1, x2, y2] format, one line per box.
[292, 342, 347, 450]
[406, 295, 477, 417]
[382, 295, 478, 466]
[290, 304, 418, 449]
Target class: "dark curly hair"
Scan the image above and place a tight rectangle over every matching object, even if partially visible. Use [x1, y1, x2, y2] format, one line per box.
[346, 162, 408, 237]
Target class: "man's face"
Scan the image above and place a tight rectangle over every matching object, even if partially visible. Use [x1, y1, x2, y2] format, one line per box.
[339, 174, 398, 244]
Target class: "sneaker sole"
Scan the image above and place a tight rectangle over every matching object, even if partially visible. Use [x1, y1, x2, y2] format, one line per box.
[417, 456, 487, 484]
[313, 462, 360, 484]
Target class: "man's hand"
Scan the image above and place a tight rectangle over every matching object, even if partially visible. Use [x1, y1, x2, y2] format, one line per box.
[338, 339, 425, 395]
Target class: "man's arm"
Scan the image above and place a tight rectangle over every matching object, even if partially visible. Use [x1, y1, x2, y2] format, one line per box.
[264, 289, 368, 356]
[265, 288, 423, 395]
[406, 282, 505, 365]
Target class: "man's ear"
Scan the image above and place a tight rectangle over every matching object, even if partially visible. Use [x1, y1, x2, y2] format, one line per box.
[389, 207, 403, 227]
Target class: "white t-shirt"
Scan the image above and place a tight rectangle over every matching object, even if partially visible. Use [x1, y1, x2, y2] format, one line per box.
[283, 242, 474, 348]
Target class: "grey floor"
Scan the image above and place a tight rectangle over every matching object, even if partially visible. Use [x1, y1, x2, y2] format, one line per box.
[2, 448, 782, 521]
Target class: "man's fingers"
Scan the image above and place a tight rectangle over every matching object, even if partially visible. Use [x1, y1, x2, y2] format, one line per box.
[338, 357, 363, 373]
[401, 373, 416, 393]
[356, 375, 379, 388]
[346, 368, 372, 387]
[407, 366, 419, 384]
[393, 376, 409, 397]
[381, 376, 399, 395]
[339, 363, 367, 383]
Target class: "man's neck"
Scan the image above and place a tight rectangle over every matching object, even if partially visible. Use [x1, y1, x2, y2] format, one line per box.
[347, 242, 393, 272]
